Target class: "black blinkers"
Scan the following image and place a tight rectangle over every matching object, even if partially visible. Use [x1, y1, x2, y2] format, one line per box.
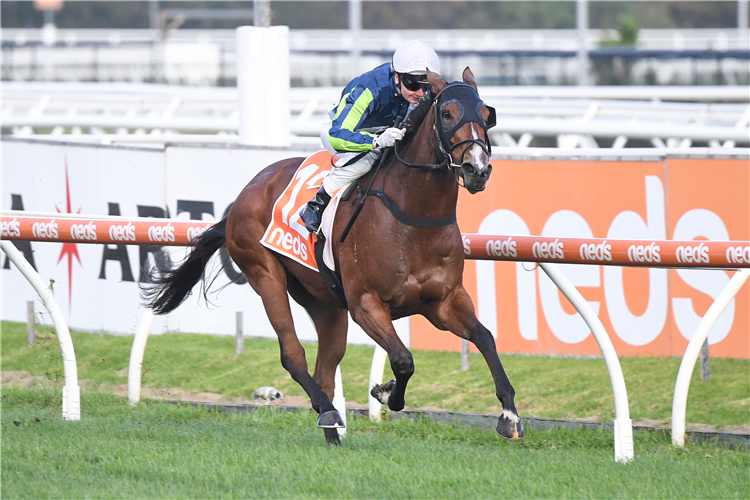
[435, 83, 495, 158]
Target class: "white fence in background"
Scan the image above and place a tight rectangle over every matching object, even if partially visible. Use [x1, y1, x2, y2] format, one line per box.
[3, 82, 748, 150]
[3, 28, 749, 86]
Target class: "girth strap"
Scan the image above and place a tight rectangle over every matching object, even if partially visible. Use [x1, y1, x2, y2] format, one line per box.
[366, 189, 457, 228]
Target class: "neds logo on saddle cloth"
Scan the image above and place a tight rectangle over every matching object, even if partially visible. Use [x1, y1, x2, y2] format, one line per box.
[260, 151, 334, 271]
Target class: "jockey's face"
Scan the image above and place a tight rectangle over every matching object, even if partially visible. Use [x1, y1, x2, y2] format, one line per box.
[395, 74, 425, 104]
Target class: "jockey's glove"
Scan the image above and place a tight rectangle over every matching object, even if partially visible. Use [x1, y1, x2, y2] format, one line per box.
[372, 127, 406, 149]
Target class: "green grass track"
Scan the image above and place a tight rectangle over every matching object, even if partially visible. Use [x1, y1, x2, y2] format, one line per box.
[2, 388, 748, 499]
[2, 321, 748, 429]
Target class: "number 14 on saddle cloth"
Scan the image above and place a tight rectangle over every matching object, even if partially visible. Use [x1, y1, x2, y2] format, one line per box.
[260, 150, 342, 272]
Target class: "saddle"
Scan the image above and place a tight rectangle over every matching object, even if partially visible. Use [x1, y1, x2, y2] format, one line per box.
[261, 144, 459, 310]
[259, 150, 349, 308]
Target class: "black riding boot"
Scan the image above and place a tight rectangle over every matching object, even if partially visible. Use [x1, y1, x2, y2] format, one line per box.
[299, 186, 332, 234]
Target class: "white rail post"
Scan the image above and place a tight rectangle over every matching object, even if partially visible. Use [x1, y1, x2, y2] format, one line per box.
[368, 345, 388, 422]
[671, 268, 750, 447]
[699, 339, 711, 381]
[128, 245, 177, 405]
[26, 300, 36, 345]
[333, 365, 347, 437]
[348, 0, 362, 80]
[1, 240, 80, 420]
[368, 318, 410, 421]
[128, 308, 155, 405]
[540, 262, 634, 463]
[576, 0, 589, 86]
[460, 339, 470, 371]
[235, 311, 244, 355]
[253, 0, 271, 27]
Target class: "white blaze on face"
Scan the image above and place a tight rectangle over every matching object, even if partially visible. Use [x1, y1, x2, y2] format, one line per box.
[469, 123, 486, 171]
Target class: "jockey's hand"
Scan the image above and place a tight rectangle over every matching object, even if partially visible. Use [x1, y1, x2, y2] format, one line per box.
[373, 127, 406, 149]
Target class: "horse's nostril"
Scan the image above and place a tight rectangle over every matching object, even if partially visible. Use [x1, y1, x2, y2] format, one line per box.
[462, 163, 475, 175]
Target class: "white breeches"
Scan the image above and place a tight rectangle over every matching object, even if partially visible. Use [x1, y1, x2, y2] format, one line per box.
[322, 150, 381, 195]
[319, 109, 382, 196]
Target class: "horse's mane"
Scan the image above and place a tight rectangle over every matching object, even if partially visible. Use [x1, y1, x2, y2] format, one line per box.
[401, 96, 433, 144]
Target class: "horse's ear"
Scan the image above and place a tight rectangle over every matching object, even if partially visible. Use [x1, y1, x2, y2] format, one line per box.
[427, 70, 445, 95]
[462, 67, 477, 90]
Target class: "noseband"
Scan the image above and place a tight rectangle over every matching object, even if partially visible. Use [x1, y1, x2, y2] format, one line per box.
[394, 82, 496, 178]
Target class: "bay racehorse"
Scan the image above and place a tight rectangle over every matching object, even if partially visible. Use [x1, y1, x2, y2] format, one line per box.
[144, 68, 524, 445]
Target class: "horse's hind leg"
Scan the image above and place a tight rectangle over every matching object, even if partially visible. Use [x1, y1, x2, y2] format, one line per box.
[232, 251, 343, 435]
[350, 293, 413, 412]
[424, 285, 525, 440]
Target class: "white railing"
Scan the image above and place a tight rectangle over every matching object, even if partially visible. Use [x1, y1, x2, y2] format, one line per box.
[4, 28, 748, 52]
[0, 240, 80, 421]
[3, 82, 748, 149]
[4, 211, 748, 462]
[3, 27, 748, 86]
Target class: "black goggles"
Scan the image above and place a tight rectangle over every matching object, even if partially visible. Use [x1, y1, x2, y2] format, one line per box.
[398, 73, 429, 92]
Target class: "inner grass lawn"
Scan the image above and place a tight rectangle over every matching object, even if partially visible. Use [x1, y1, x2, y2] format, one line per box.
[1, 321, 748, 429]
[2, 389, 748, 499]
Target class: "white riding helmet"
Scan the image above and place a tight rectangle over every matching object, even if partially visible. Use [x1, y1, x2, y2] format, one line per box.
[391, 40, 441, 77]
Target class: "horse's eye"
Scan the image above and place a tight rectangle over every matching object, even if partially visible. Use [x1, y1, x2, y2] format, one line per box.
[441, 110, 452, 121]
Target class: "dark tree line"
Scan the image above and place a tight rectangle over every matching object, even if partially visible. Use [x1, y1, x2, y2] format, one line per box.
[1, 1, 744, 30]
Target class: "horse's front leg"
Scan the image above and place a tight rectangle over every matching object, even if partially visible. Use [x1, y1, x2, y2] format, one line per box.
[350, 293, 413, 412]
[424, 286, 525, 440]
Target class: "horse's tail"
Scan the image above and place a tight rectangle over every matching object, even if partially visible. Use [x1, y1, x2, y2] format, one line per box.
[142, 217, 228, 315]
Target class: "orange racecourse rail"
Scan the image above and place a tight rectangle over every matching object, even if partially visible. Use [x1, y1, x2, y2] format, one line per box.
[462, 234, 750, 268]
[0, 216, 213, 246]
[1, 215, 749, 269]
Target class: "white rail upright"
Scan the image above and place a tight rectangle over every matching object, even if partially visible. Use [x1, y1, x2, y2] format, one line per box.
[671, 268, 750, 447]
[366, 265, 635, 463]
[0, 240, 81, 420]
[539, 263, 634, 463]
[128, 308, 156, 405]
[368, 345, 388, 422]
[333, 365, 347, 438]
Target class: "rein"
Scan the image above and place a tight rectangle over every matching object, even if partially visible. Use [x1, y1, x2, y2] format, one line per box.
[394, 82, 493, 176]
[337, 82, 494, 242]
[337, 140, 457, 243]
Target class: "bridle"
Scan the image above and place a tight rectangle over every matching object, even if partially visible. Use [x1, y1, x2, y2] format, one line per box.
[339, 81, 497, 242]
[394, 82, 496, 184]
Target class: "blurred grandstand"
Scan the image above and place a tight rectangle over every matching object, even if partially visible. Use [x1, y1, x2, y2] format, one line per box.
[2, 1, 748, 150]
[2, 27, 748, 86]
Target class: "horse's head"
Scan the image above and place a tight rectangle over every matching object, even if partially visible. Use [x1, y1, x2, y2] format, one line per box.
[427, 68, 496, 194]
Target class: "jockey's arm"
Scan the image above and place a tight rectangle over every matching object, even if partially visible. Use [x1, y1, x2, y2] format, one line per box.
[326, 85, 379, 152]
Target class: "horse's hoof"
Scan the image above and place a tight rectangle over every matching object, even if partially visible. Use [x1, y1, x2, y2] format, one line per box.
[496, 411, 525, 440]
[317, 410, 345, 429]
[371, 379, 396, 405]
[323, 428, 341, 446]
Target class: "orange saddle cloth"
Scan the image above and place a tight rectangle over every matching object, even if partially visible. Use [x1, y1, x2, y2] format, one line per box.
[259, 150, 335, 272]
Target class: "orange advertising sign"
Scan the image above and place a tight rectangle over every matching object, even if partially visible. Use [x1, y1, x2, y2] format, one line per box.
[411, 157, 750, 359]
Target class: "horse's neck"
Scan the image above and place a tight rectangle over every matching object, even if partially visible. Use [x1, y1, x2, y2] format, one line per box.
[387, 109, 459, 217]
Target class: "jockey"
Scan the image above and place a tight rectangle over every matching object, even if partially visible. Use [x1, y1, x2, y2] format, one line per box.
[299, 40, 441, 234]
